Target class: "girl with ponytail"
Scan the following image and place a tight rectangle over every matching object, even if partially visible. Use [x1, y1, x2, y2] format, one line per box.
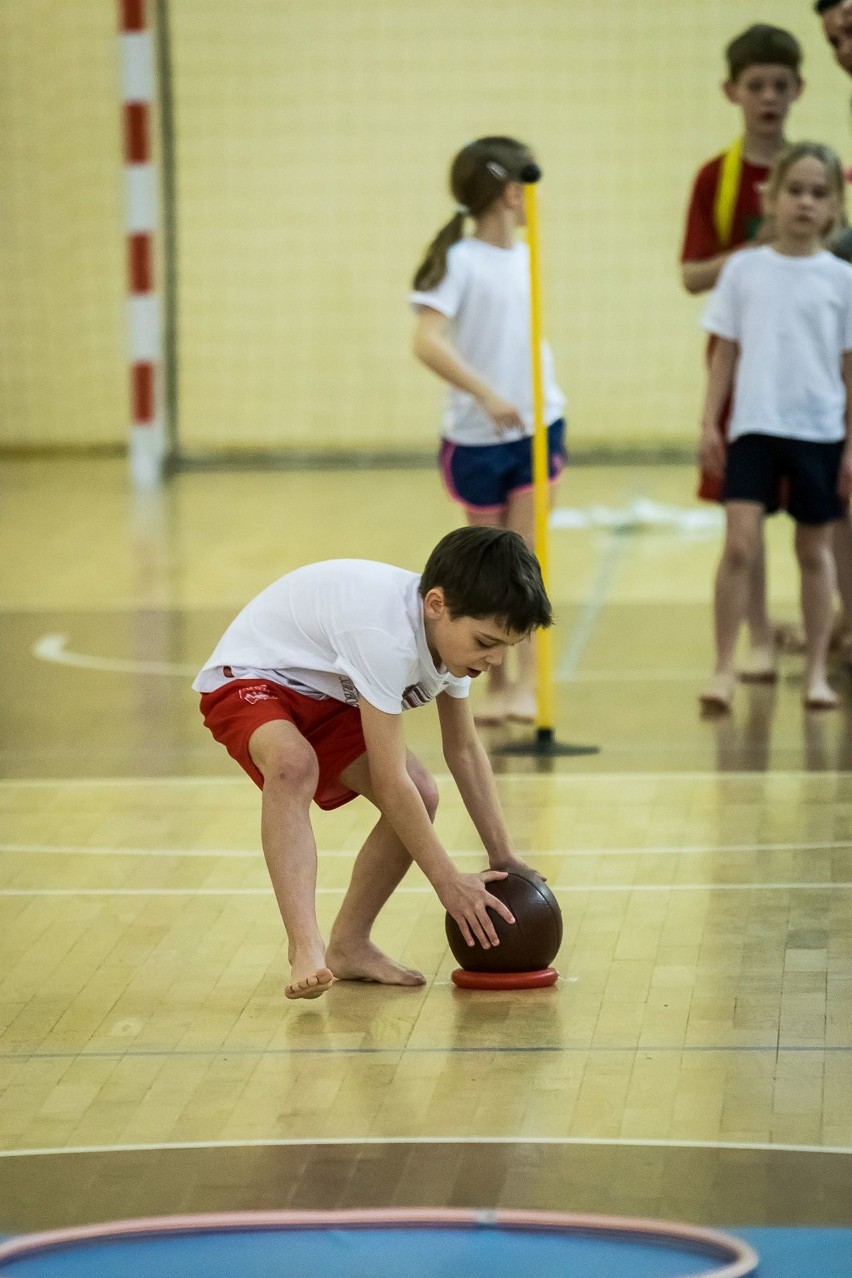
[410, 137, 568, 726]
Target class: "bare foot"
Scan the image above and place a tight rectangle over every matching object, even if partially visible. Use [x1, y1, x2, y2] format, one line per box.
[285, 965, 334, 1001]
[804, 678, 841, 711]
[738, 645, 777, 684]
[326, 939, 425, 986]
[829, 616, 849, 654]
[473, 690, 509, 726]
[774, 621, 806, 655]
[699, 672, 735, 714]
[506, 686, 537, 723]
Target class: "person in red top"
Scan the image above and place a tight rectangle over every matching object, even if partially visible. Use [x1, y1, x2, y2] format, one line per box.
[680, 24, 803, 681]
[681, 151, 772, 275]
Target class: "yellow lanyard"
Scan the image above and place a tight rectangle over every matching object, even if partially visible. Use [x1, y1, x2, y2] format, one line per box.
[712, 137, 744, 248]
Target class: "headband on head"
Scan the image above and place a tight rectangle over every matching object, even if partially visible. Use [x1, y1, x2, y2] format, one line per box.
[485, 158, 542, 184]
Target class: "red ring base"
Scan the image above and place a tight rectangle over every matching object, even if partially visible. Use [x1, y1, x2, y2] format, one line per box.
[450, 967, 558, 990]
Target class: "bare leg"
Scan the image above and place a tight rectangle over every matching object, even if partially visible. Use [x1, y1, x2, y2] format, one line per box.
[249, 720, 334, 1000]
[796, 522, 840, 709]
[701, 501, 763, 711]
[466, 504, 511, 722]
[506, 636, 537, 722]
[832, 516, 852, 657]
[503, 483, 560, 722]
[740, 537, 777, 680]
[503, 487, 536, 720]
[326, 751, 436, 985]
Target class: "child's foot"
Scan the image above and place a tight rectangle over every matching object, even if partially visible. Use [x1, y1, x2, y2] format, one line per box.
[774, 621, 806, 655]
[803, 678, 841, 711]
[738, 645, 777, 684]
[828, 617, 849, 654]
[285, 964, 335, 1001]
[326, 939, 426, 986]
[473, 690, 509, 726]
[699, 672, 735, 714]
[506, 686, 537, 723]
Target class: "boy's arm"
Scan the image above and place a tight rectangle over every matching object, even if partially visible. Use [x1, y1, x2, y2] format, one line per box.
[683, 238, 768, 294]
[698, 336, 738, 477]
[436, 692, 544, 880]
[358, 697, 514, 947]
[839, 350, 852, 501]
[679, 161, 764, 294]
[681, 253, 737, 296]
[680, 165, 731, 294]
[412, 306, 523, 434]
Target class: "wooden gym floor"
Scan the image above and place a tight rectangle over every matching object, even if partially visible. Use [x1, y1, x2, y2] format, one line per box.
[1, 457, 851, 1233]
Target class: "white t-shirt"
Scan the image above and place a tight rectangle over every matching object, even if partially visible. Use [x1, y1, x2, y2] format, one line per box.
[702, 246, 852, 444]
[192, 560, 470, 715]
[410, 237, 566, 446]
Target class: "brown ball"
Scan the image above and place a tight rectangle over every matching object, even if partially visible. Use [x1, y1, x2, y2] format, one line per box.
[445, 872, 563, 973]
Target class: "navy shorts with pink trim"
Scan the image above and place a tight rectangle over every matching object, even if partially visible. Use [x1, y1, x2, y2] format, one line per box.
[439, 419, 567, 513]
[199, 678, 367, 810]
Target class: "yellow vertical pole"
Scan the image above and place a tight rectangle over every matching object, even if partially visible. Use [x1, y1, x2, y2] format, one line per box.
[523, 181, 554, 741]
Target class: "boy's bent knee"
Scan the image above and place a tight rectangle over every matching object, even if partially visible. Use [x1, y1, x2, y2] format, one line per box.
[409, 761, 439, 821]
[250, 722, 319, 794]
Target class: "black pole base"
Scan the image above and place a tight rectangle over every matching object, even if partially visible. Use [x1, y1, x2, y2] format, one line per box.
[494, 727, 600, 757]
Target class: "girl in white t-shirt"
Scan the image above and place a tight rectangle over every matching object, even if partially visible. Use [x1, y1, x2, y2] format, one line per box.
[699, 142, 852, 713]
[410, 136, 567, 726]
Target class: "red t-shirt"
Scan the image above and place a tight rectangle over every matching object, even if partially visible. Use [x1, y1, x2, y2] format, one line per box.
[682, 152, 770, 501]
[680, 153, 769, 261]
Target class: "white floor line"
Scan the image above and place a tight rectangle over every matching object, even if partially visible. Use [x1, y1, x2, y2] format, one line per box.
[2, 838, 851, 861]
[32, 634, 712, 683]
[2, 882, 850, 897]
[3, 769, 852, 789]
[558, 528, 633, 681]
[32, 634, 199, 678]
[0, 1135, 849, 1159]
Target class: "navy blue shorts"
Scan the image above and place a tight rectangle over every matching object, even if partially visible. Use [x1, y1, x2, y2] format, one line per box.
[439, 419, 567, 513]
[723, 433, 845, 526]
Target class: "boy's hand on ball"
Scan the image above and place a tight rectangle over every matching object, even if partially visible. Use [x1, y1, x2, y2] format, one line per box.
[439, 870, 514, 949]
[490, 853, 546, 883]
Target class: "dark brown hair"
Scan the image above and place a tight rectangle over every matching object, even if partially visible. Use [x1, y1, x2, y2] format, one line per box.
[419, 526, 552, 633]
[725, 24, 802, 81]
[412, 136, 536, 292]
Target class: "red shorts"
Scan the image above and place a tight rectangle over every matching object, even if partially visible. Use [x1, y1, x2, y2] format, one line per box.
[199, 678, 367, 810]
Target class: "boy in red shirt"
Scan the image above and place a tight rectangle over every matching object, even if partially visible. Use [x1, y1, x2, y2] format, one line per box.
[680, 25, 803, 679]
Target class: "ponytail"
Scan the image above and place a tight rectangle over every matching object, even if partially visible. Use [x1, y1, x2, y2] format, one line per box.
[412, 136, 536, 291]
[412, 211, 466, 291]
